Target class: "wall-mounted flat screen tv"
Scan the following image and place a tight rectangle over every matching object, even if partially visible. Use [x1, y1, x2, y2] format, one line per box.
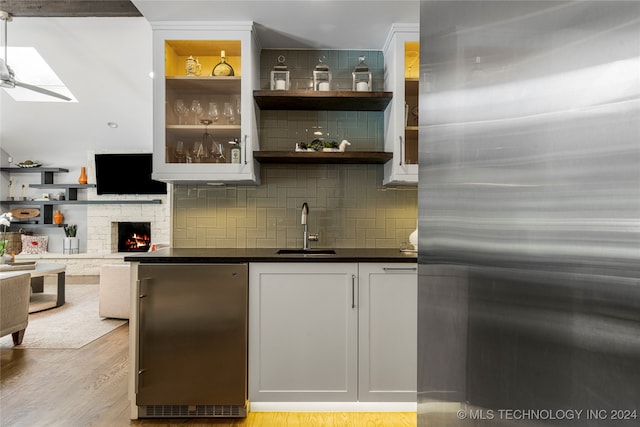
[94, 153, 167, 195]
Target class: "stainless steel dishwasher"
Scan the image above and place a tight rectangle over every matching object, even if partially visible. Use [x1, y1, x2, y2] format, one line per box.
[136, 263, 248, 418]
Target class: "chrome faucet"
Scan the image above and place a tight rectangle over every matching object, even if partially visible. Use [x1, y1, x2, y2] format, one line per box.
[301, 202, 318, 249]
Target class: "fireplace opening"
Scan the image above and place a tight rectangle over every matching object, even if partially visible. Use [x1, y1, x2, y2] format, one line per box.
[118, 222, 151, 252]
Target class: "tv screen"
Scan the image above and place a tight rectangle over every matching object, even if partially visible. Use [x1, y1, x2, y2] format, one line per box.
[94, 153, 167, 195]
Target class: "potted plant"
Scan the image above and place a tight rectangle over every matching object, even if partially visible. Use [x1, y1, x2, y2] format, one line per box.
[63, 224, 79, 254]
[322, 140, 339, 152]
[0, 212, 12, 263]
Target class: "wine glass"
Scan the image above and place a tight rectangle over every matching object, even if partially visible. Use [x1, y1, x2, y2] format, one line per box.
[211, 140, 226, 163]
[223, 102, 236, 124]
[190, 100, 203, 125]
[192, 140, 208, 163]
[230, 95, 241, 124]
[207, 102, 220, 124]
[175, 140, 186, 163]
[173, 99, 187, 125]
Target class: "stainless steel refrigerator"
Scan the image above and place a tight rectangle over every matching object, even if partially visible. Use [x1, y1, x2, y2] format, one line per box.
[417, 2, 640, 426]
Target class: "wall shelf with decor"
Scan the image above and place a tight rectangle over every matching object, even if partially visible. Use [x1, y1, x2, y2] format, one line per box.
[0, 167, 162, 226]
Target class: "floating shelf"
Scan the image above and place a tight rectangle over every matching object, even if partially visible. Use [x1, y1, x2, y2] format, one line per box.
[30, 183, 96, 189]
[1, 167, 69, 184]
[253, 151, 393, 164]
[1, 167, 163, 226]
[253, 90, 393, 111]
[0, 167, 69, 173]
[1, 200, 163, 205]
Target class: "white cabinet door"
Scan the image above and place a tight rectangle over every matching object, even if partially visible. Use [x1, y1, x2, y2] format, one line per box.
[249, 263, 358, 402]
[151, 22, 260, 184]
[358, 263, 417, 401]
[383, 23, 419, 185]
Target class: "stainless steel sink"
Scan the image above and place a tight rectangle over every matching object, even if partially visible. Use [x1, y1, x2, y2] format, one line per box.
[276, 249, 336, 255]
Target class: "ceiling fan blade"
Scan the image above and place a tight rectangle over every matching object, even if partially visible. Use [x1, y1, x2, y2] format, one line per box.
[14, 80, 72, 101]
[0, 58, 12, 81]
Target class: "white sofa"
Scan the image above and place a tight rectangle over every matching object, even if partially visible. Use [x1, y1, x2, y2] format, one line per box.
[0, 272, 31, 345]
[98, 244, 169, 320]
[99, 264, 130, 319]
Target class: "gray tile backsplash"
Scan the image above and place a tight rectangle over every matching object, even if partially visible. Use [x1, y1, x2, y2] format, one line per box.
[173, 164, 417, 249]
[260, 110, 383, 151]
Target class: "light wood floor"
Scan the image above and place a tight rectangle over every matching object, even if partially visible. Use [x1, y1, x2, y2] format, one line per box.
[1, 323, 416, 427]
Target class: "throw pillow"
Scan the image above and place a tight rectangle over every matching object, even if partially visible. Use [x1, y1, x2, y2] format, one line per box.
[20, 235, 49, 255]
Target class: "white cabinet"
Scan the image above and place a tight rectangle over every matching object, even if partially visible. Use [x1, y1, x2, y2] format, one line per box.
[383, 24, 419, 185]
[358, 263, 417, 402]
[150, 22, 260, 184]
[249, 263, 358, 402]
[248, 262, 417, 405]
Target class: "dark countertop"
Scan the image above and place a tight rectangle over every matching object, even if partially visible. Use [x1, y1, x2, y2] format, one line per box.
[123, 247, 417, 263]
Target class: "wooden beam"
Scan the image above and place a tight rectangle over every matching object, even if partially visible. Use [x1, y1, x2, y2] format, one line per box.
[0, 1, 142, 17]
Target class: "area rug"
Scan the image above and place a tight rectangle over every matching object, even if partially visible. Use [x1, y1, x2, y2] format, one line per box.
[0, 284, 127, 349]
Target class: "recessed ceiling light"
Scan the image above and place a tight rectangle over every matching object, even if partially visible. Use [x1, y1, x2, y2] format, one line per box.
[107, 122, 118, 128]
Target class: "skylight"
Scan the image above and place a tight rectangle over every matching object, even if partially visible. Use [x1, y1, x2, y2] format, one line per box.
[2, 47, 76, 102]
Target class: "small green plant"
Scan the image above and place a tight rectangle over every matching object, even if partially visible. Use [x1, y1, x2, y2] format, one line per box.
[323, 140, 339, 149]
[64, 224, 77, 238]
[309, 139, 324, 151]
[0, 212, 12, 256]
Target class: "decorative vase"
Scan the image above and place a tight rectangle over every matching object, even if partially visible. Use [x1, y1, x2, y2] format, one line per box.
[53, 210, 64, 225]
[409, 222, 418, 250]
[78, 167, 88, 185]
[63, 237, 79, 254]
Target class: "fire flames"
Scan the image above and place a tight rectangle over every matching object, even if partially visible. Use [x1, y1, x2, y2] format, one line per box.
[124, 232, 151, 251]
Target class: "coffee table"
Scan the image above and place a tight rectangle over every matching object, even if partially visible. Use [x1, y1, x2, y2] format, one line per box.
[0, 263, 66, 312]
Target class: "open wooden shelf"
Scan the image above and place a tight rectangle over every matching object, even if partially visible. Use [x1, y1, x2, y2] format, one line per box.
[253, 90, 393, 111]
[253, 151, 393, 164]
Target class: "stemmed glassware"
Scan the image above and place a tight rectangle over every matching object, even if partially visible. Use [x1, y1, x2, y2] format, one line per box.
[207, 102, 220, 124]
[212, 141, 226, 163]
[230, 95, 241, 124]
[174, 99, 188, 125]
[192, 140, 208, 163]
[175, 140, 186, 163]
[199, 119, 226, 163]
[223, 102, 236, 124]
[191, 100, 203, 125]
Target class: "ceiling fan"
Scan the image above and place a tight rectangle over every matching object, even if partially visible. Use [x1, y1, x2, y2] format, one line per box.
[0, 10, 71, 101]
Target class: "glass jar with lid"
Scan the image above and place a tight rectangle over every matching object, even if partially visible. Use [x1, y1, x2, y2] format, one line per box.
[352, 56, 372, 91]
[313, 57, 332, 91]
[270, 55, 290, 90]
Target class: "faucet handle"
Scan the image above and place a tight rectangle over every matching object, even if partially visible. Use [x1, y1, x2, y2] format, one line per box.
[308, 233, 319, 242]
